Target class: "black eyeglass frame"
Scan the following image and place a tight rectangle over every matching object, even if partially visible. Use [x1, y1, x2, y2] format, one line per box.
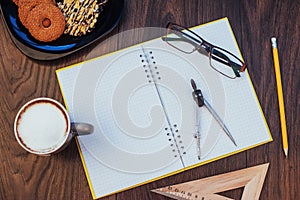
[164, 22, 247, 79]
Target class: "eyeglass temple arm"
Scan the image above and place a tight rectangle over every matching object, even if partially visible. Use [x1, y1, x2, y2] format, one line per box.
[182, 33, 246, 73]
[164, 25, 246, 76]
[164, 36, 240, 77]
[166, 31, 244, 67]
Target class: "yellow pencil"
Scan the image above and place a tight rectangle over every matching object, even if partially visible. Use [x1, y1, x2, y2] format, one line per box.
[271, 37, 288, 157]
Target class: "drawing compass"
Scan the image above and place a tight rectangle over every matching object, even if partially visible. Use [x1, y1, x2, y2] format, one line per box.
[190, 79, 237, 146]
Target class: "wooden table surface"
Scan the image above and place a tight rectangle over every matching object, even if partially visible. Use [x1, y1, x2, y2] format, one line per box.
[0, 0, 299, 199]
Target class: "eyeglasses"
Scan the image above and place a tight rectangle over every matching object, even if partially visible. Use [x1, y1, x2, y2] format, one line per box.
[163, 22, 247, 79]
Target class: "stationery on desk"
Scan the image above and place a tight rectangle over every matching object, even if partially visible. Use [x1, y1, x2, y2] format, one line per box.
[152, 163, 270, 200]
[271, 37, 289, 157]
[190, 78, 237, 160]
[56, 18, 272, 199]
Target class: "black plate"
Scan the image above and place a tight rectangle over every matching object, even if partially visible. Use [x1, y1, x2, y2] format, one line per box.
[0, 0, 124, 60]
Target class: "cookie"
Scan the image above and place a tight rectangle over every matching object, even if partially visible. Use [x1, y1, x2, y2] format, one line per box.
[17, 0, 57, 28]
[18, 2, 40, 27]
[13, 0, 55, 7]
[25, 3, 65, 42]
[57, 0, 107, 36]
[12, 0, 20, 6]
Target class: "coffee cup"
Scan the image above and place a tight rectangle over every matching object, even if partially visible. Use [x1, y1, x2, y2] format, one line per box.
[14, 97, 93, 156]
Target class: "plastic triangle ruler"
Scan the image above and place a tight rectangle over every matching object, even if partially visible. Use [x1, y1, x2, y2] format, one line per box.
[152, 163, 269, 200]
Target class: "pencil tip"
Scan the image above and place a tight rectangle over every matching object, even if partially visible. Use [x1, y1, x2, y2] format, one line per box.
[284, 148, 288, 157]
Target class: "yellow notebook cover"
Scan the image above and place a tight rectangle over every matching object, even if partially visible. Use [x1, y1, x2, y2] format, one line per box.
[56, 18, 272, 199]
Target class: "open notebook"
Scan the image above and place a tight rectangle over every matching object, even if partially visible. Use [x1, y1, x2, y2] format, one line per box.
[56, 18, 272, 199]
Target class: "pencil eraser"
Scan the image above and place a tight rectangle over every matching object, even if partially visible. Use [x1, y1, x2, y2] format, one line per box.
[271, 37, 277, 48]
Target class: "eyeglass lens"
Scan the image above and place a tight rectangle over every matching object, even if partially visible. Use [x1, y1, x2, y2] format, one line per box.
[165, 23, 245, 79]
[210, 47, 243, 78]
[166, 24, 203, 54]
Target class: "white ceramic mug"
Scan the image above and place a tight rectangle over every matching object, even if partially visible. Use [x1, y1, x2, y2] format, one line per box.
[14, 97, 93, 156]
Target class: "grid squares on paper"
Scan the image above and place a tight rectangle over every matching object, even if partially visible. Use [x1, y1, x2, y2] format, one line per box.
[66, 47, 185, 175]
[79, 141, 183, 198]
[90, 49, 173, 155]
[56, 64, 82, 121]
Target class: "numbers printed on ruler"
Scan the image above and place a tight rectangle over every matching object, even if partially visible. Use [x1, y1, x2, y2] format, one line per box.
[167, 186, 205, 199]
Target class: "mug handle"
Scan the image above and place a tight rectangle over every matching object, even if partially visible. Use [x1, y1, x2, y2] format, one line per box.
[71, 123, 94, 136]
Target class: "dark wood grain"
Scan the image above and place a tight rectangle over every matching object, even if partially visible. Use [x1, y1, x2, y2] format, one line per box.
[0, 0, 299, 199]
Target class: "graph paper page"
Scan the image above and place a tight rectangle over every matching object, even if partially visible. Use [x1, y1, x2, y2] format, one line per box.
[56, 18, 272, 199]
